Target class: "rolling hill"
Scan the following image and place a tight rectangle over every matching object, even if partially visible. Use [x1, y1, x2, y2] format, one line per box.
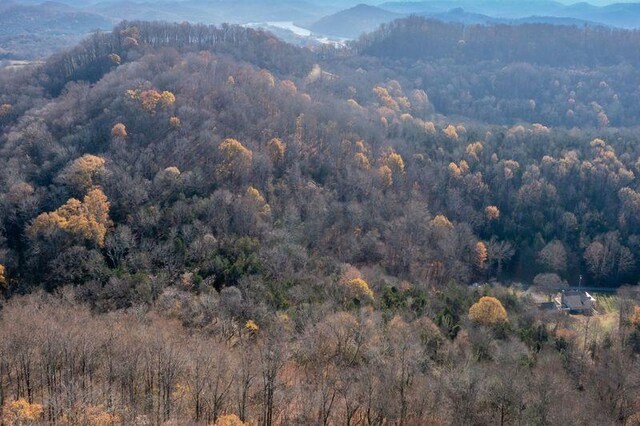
[310, 4, 403, 38]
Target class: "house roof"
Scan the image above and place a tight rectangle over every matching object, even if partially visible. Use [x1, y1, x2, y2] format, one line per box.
[561, 290, 595, 311]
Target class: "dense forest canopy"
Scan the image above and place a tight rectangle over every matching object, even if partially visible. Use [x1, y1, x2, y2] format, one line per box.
[2, 16, 640, 425]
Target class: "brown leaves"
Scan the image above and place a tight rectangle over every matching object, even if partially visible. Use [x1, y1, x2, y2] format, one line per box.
[111, 123, 127, 138]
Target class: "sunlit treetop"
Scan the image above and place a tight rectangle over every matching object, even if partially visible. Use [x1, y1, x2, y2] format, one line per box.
[28, 188, 112, 247]
[469, 296, 508, 326]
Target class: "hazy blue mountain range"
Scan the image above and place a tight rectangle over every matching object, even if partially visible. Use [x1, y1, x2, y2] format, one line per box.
[4, 0, 640, 61]
[310, 4, 601, 38]
[380, 0, 640, 27]
[0, 1, 114, 60]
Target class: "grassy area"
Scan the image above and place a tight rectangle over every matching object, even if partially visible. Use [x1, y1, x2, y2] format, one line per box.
[596, 294, 618, 314]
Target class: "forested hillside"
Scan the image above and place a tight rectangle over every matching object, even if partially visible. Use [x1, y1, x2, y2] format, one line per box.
[2, 18, 640, 425]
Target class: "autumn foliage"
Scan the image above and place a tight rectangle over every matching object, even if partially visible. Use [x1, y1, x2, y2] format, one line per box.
[345, 277, 374, 302]
[216, 138, 253, 182]
[0, 265, 6, 291]
[631, 306, 640, 326]
[111, 123, 127, 138]
[214, 414, 248, 426]
[266, 137, 285, 164]
[2, 399, 43, 424]
[468, 296, 508, 326]
[55, 154, 106, 194]
[28, 188, 111, 247]
[126, 89, 175, 113]
[0, 103, 11, 116]
[485, 206, 500, 221]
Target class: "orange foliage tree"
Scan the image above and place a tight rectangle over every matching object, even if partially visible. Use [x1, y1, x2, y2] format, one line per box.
[630, 306, 640, 326]
[475, 241, 488, 270]
[111, 123, 127, 138]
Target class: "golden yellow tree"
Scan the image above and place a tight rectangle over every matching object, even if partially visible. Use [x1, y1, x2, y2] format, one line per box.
[56, 154, 106, 194]
[213, 414, 247, 426]
[469, 296, 508, 326]
[28, 188, 111, 247]
[354, 152, 371, 170]
[344, 278, 374, 302]
[448, 162, 462, 178]
[246, 186, 271, 217]
[475, 241, 488, 269]
[485, 205, 500, 220]
[431, 214, 453, 230]
[378, 165, 393, 188]
[217, 139, 253, 182]
[169, 116, 181, 128]
[84, 405, 120, 426]
[266, 138, 285, 164]
[466, 142, 483, 160]
[443, 125, 459, 141]
[2, 399, 43, 424]
[373, 86, 400, 111]
[384, 152, 405, 176]
[245, 320, 259, 334]
[126, 89, 176, 113]
[0, 264, 6, 290]
[160, 91, 176, 108]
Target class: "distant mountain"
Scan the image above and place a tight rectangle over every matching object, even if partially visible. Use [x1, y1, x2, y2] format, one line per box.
[381, 0, 640, 28]
[0, 2, 112, 35]
[419, 7, 598, 27]
[0, 2, 113, 59]
[511, 15, 598, 26]
[90, 1, 217, 22]
[561, 2, 640, 28]
[89, 0, 335, 25]
[310, 4, 402, 38]
[309, 5, 600, 40]
[419, 7, 500, 25]
[380, 1, 568, 17]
